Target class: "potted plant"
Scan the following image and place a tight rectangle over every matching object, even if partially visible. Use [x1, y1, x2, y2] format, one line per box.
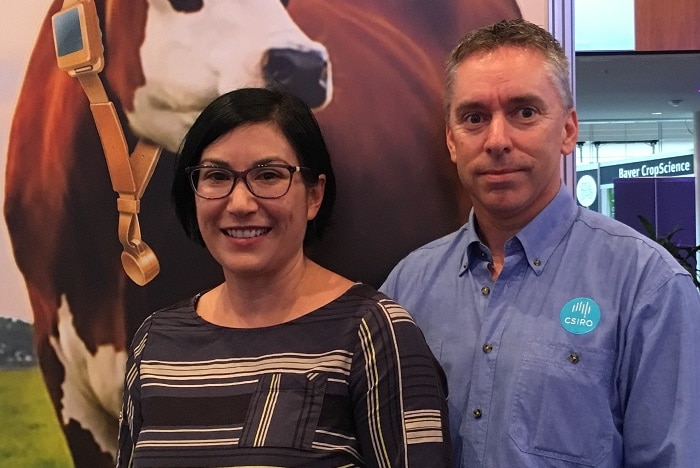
[638, 215, 699, 290]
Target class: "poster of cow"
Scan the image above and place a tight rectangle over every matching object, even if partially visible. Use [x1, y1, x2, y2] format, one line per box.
[2, 0, 549, 465]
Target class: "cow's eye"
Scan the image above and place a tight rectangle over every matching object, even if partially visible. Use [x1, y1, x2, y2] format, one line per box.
[167, 0, 203, 12]
[280, 0, 290, 7]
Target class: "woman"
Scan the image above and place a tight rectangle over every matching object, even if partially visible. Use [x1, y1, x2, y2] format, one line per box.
[116, 87, 451, 467]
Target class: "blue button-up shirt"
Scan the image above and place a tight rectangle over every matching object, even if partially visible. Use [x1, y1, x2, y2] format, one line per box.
[381, 185, 700, 467]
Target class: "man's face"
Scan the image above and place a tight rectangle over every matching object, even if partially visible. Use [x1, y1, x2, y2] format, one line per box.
[446, 46, 578, 229]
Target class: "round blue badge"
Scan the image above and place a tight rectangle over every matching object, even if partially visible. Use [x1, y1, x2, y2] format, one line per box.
[560, 297, 601, 334]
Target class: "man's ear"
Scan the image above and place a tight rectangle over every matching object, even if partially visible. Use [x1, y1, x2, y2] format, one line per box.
[446, 125, 458, 163]
[306, 174, 326, 220]
[561, 108, 579, 156]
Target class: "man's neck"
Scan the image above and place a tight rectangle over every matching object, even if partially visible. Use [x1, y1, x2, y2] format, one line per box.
[473, 213, 524, 281]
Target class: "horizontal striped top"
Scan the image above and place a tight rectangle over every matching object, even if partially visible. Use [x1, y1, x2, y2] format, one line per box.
[116, 283, 451, 467]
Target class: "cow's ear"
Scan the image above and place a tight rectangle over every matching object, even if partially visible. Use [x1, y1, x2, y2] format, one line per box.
[167, 0, 203, 13]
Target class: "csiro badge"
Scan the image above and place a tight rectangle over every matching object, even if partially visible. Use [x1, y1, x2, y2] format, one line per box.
[560, 297, 601, 334]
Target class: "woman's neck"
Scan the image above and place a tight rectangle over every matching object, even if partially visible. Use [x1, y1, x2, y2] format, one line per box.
[198, 257, 353, 328]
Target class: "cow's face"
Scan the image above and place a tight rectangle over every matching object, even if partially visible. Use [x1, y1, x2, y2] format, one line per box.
[127, 0, 332, 152]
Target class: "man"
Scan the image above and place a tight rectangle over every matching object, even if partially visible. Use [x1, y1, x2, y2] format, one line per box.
[381, 19, 700, 467]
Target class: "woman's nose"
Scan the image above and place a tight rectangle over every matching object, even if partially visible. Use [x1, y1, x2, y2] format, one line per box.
[225, 178, 258, 214]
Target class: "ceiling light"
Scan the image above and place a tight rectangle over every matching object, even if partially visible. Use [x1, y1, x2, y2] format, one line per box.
[652, 112, 662, 115]
[668, 99, 683, 107]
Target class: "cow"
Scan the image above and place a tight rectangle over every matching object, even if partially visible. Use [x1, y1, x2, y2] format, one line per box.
[4, 0, 521, 465]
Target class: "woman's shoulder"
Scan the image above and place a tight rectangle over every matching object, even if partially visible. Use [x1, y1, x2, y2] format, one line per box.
[329, 282, 385, 306]
[129, 295, 202, 345]
[328, 283, 414, 324]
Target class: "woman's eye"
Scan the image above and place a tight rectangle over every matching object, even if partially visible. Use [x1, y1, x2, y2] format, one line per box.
[202, 170, 231, 182]
[252, 168, 286, 182]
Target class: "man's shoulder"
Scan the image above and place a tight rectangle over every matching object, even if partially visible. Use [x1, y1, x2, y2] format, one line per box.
[576, 207, 660, 245]
[573, 207, 689, 276]
[391, 227, 466, 274]
[405, 227, 466, 258]
[381, 226, 467, 296]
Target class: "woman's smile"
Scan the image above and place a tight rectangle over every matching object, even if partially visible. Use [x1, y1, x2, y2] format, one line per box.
[223, 227, 271, 239]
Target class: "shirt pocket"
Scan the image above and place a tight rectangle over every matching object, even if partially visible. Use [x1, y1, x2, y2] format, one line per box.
[508, 340, 615, 466]
[238, 372, 327, 450]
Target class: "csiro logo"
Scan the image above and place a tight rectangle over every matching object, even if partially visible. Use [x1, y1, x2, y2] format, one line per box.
[560, 297, 600, 334]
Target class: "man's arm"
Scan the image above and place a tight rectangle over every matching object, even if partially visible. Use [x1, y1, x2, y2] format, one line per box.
[620, 273, 700, 466]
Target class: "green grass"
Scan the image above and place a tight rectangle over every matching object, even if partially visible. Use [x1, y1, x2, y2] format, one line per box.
[0, 367, 74, 467]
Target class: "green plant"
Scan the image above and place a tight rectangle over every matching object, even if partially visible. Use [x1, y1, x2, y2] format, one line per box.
[0, 367, 73, 466]
[637, 215, 700, 289]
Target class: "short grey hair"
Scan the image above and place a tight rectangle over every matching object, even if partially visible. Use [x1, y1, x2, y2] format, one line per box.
[444, 19, 573, 120]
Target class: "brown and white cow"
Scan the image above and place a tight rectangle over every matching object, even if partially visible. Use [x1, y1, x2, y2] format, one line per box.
[5, 0, 520, 465]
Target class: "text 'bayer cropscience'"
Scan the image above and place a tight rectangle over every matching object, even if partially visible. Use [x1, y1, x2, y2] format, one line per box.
[618, 161, 691, 179]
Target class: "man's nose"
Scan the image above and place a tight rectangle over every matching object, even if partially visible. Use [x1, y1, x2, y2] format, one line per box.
[485, 115, 512, 156]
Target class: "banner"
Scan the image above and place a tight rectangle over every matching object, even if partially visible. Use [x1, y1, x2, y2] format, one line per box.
[1, 1, 546, 465]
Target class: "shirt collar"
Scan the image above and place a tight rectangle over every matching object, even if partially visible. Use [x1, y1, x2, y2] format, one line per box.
[460, 183, 578, 276]
[516, 184, 578, 275]
[460, 210, 483, 275]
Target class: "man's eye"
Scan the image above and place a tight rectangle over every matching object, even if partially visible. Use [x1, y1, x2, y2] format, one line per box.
[519, 107, 536, 118]
[465, 114, 482, 124]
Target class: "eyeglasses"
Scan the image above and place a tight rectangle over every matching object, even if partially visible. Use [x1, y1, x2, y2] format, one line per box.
[186, 164, 315, 199]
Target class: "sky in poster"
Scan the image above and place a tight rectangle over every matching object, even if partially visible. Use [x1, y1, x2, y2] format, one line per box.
[1, 1, 52, 322]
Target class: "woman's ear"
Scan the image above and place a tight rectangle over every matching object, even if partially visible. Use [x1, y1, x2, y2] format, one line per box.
[306, 174, 326, 220]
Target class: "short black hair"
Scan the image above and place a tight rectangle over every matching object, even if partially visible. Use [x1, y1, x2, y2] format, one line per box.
[172, 87, 336, 246]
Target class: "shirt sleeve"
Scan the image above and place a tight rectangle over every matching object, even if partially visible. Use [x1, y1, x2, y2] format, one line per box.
[620, 273, 700, 467]
[115, 324, 148, 468]
[379, 266, 398, 298]
[379, 255, 411, 303]
[349, 299, 452, 468]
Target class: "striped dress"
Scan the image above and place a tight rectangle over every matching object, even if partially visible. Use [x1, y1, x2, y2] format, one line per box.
[116, 283, 451, 467]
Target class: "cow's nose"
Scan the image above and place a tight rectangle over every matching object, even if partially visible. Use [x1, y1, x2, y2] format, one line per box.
[264, 48, 329, 108]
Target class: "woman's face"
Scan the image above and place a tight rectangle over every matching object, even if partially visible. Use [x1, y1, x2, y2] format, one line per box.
[194, 121, 325, 279]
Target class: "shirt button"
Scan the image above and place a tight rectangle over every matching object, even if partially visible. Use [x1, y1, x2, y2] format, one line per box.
[568, 353, 580, 364]
[482, 343, 493, 353]
[533, 258, 542, 266]
[473, 409, 482, 419]
[481, 286, 490, 296]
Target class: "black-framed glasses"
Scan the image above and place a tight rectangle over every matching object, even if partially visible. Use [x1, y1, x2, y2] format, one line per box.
[186, 164, 315, 199]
